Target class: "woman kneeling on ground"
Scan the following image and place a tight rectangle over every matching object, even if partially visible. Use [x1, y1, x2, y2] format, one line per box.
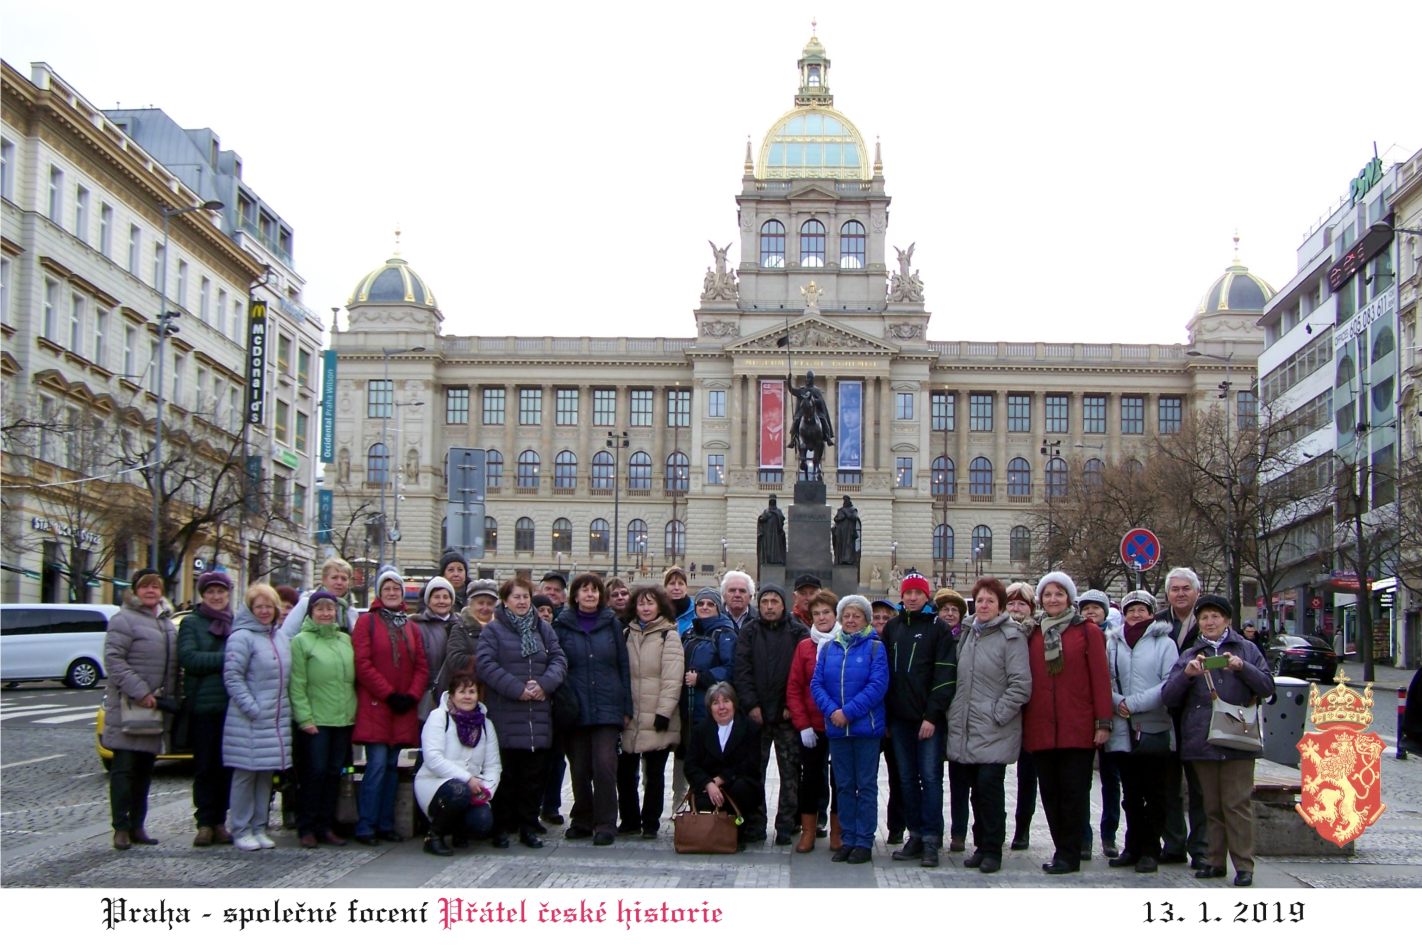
[416, 669, 501, 855]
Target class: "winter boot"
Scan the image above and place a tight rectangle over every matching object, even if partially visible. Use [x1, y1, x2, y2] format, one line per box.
[795, 814, 816, 853]
[892, 835, 924, 861]
[920, 837, 941, 868]
[829, 814, 843, 851]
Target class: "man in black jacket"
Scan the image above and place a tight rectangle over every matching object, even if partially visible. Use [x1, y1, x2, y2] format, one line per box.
[1157, 566, 1207, 867]
[732, 583, 808, 844]
[884, 570, 957, 867]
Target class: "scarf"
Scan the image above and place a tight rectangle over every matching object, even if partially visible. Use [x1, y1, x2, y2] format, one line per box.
[447, 699, 486, 748]
[1124, 617, 1151, 650]
[197, 601, 233, 639]
[810, 624, 837, 655]
[378, 607, 408, 666]
[1037, 608, 1077, 675]
[832, 625, 871, 651]
[500, 603, 541, 658]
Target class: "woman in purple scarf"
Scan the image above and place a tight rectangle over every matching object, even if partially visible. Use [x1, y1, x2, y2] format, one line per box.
[414, 669, 501, 855]
[178, 571, 237, 847]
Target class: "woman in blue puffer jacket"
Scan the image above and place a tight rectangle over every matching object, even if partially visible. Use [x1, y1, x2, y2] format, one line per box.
[810, 594, 888, 865]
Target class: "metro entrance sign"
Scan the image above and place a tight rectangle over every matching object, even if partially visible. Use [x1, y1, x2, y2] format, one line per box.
[1120, 527, 1161, 572]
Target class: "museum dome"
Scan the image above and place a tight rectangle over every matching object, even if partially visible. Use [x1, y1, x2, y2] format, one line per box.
[756, 31, 871, 180]
[1195, 239, 1275, 316]
[348, 255, 438, 309]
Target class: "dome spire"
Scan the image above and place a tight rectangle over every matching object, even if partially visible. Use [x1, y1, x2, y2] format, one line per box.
[744, 135, 754, 174]
[1231, 228, 1241, 266]
[393, 224, 402, 258]
[795, 24, 832, 107]
[873, 136, 883, 175]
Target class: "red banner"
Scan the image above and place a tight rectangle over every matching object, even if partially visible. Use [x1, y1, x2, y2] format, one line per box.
[760, 380, 784, 469]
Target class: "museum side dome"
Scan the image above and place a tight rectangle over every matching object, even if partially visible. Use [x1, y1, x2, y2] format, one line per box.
[756, 31, 871, 181]
[1195, 241, 1275, 316]
[348, 255, 438, 309]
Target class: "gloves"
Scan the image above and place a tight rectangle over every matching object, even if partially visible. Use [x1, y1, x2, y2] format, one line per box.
[385, 693, 416, 713]
[799, 728, 818, 749]
[653, 714, 671, 733]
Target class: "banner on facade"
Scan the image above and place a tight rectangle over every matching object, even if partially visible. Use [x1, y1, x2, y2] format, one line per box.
[244, 299, 268, 426]
[759, 380, 784, 469]
[316, 489, 333, 543]
[837, 380, 862, 470]
[319, 350, 337, 463]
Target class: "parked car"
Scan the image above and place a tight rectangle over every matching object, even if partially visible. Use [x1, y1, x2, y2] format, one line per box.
[0, 603, 119, 689]
[1265, 634, 1338, 681]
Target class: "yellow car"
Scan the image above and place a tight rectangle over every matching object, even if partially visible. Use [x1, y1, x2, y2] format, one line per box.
[94, 704, 193, 769]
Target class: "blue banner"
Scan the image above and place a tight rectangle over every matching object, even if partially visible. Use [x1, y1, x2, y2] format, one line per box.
[319, 350, 337, 463]
[316, 489, 333, 543]
[837, 380, 862, 470]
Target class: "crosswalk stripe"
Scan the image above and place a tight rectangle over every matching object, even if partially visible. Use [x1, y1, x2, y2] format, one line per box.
[30, 711, 101, 725]
[0, 705, 72, 721]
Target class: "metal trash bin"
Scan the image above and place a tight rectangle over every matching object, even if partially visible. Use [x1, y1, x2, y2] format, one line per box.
[1263, 676, 1310, 767]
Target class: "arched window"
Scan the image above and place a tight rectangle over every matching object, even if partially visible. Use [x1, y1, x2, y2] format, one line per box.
[484, 515, 498, 552]
[551, 517, 572, 553]
[554, 450, 577, 489]
[933, 523, 954, 561]
[1007, 456, 1031, 496]
[1084, 457, 1105, 489]
[627, 518, 648, 554]
[759, 220, 786, 268]
[517, 449, 540, 488]
[515, 517, 535, 552]
[1372, 325, 1395, 363]
[1124, 458, 1145, 479]
[840, 221, 865, 268]
[367, 443, 389, 485]
[591, 450, 614, 489]
[1010, 526, 1032, 561]
[969, 456, 993, 497]
[665, 520, 686, 558]
[628, 451, 652, 490]
[665, 451, 689, 492]
[972, 524, 993, 561]
[485, 448, 503, 488]
[931, 455, 955, 496]
[1046, 456, 1068, 497]
[589, 518, 609, 554]
[799, 219, 826, 267]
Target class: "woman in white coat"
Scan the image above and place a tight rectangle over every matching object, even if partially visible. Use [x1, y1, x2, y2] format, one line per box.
[415, 670, 502, 855]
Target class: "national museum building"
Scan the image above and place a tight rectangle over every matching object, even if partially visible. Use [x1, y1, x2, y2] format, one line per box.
[328, 34, 1271, 595]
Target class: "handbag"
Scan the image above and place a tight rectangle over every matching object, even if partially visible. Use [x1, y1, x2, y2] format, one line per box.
[1203, 667, 1264, 752]
[118, 623, 173, 736]
[672, 788, 743, 854]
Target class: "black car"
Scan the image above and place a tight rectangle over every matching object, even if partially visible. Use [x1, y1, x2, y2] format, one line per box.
[1265, 634, 1338, 682]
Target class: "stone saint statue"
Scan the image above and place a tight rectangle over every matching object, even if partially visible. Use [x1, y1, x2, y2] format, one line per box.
[787, 370, 835, 480]
[832, 495, 861, 566]
[757, 495, 787, 565]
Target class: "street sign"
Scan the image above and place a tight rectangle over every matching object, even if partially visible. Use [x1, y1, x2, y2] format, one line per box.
[1120, 528, 1161, 571]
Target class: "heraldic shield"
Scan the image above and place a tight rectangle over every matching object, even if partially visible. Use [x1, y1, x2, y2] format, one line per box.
[1295, 671, 1387, 846]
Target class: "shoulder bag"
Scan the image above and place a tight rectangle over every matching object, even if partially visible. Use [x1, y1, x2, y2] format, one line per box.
[1203, 666, 1263, 752]
[119, 622, 172, 736]
[672, 788, 744, 854]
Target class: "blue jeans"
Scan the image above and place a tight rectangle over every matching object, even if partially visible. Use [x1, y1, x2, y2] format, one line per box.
[356, 743, 400, 836]
[889, 718, 944, 840]
[829, 736, 880, 849]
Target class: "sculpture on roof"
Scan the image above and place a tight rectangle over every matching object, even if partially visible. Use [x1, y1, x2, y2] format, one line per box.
[890, 242, 925, 303]
[701, 240, 739, 302]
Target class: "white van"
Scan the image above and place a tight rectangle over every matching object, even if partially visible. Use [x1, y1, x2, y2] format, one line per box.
[0, 603, 119, 689]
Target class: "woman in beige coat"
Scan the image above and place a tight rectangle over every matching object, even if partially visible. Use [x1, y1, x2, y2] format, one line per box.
[103, 568, 179, 850]
[616, 586, 684, 837]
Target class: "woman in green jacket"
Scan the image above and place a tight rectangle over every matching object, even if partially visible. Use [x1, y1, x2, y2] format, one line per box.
[178, 571, 236, 847]
[289, 590, 357, 848]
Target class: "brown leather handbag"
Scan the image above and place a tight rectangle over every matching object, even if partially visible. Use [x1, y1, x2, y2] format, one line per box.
[672, 789, 743, 854]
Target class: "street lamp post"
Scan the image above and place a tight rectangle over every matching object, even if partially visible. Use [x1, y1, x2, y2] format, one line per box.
[150, 199, 223, 571]
[721, 537, 728, 569]
[608, 431, 628, 576]
[376, 346, 425, 573]
[1041, 438, 1062, 570]
[1188, 348, 1241, 617]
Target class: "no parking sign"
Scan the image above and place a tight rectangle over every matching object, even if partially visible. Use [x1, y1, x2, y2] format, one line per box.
[1120, 527, 1161, 571]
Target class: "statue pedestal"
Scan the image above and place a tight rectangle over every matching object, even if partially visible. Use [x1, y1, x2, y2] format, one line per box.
[785, 479, 837, 594]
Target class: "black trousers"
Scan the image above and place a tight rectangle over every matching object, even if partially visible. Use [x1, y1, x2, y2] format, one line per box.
[297, 725, 351, 836]
[1117, 750, 1170, 859]
[494, 747, 549, 835]
[1033, 747, 1095, 868]
[109, 749, 156, 832]
[1014, 747, 1038, 835]
[957, 762, 1007, 857]
[797, 733, 831, 817]
[189, 710, 231, 827]
[1164, 749, 1207, 859]
[881, 735, 904, 836]
[567, 725, 620, 835]
[617, 747, 671, 832]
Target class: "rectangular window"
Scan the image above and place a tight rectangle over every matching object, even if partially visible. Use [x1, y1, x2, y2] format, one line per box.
[367, 379, 393, 418]
[0, 257, 9, 322]
[706, 453, 725, 485]
[630, 388, 653, 426]
[1007, 393, 1032, 432]
[69, 293, 85, 352]
[707, 389, 726, 417]
[668, 388, 691, 427]
[43, 278, 59, 340]
[969, 393, 993, 431]
[895, 456, 914, 488]
[1045, 394, 1069, 433]
[518, 387, 542, 425]
[895, 391, 914, 420]
[176, 260, 188, 310]
[128, 225, 141, 275]
[123, 325, 136, 376]
[1158, 396, 1183, 434]
[291, 483, 307, 526]
[272, 473, 289, 516]
[1121, 395, 1145, 434]
[99, 203, 113, 257]
[931, 391, 955, 431]
[295, 410, 309, 452]
[172, 353, 185, 406]
[74, 186, 90, 242]
[555, 388, 579, 425]
[152, 242, 163, 289]
[216, 289, 228, 337]
[297, 348, 312, 390]
[276, 333, 292, 376]
[1083, 395, 1107, 434]
[446, 386, 470, 424]
[93, 308, 108, 367]
[48, 166, 63, 220]
[275, 399, 291, 443]
[199, 277, 211, 323]
[0, 138, 13, 200]
[1237, 390, 1258, 431]
[593, 388, 617, 426]
[481, 387, 505, 424]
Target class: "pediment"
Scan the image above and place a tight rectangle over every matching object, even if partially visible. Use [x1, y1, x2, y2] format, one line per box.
[725, 316, 899, 355]
[789, 184, 841, 202]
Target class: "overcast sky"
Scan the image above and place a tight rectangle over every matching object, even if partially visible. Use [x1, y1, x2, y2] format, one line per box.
[2, 0, 1418, 344]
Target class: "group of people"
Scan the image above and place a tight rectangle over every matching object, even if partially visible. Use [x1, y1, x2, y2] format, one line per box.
[102, 554, 1273, 885]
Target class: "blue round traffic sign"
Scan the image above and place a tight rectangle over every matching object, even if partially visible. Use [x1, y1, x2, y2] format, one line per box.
[1120, 528, 1161, 571]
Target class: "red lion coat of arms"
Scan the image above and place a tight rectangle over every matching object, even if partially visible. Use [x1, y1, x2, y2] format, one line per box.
[1295, 673, 1386, 846]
